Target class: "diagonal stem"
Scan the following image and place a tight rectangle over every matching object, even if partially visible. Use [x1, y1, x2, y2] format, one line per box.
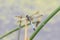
[30, 6, 60, 40]
[0, 22, 36, 39]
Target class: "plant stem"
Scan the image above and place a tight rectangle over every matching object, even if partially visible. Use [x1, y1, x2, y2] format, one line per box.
[24, 20, 29, 40]
[30, 6, 60, 40]
[17, 20, 22, 40]
[0, 22, 36, 39]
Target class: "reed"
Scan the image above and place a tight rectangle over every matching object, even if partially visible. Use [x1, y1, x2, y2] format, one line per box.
[0, 22, 36, 39]
[30, 6, 60, 40]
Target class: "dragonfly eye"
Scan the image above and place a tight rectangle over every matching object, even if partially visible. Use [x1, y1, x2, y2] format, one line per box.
[26, 15, 28, 17]
[26, 15, 31, 21]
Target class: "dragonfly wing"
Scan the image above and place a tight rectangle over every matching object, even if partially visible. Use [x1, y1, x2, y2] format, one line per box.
[30, 11, 39, 17]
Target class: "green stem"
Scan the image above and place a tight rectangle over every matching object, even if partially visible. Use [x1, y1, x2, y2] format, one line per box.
[30, 6, 60, 40]
[0, 22, 36, 39]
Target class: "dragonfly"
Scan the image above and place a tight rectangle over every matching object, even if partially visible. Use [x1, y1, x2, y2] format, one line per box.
[15, 11, 43, 40]
[15, 11, 43, 31]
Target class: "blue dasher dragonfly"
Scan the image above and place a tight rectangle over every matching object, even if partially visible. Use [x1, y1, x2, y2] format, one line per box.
[15, 11, 43, 30]
[15, 11, 43, 40]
